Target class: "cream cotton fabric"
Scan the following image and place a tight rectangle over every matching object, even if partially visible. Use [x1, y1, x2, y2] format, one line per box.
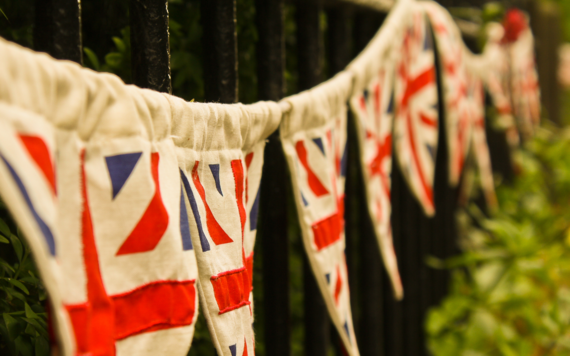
[280, 72, 359, 356]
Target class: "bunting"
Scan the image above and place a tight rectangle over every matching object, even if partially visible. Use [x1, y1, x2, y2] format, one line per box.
[425, 2, 473, 186]
[393, 8, 439, 216]
[349, 60, 403, 299]
[280, 72, 359, 356]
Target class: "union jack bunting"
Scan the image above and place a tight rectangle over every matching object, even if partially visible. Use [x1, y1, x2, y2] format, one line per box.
[425, 2, 473, 186]
[349, 60, 403, 300]
[281, 72, 359, 356]
[172, 99, 281, 356]
[393, 9, 439, 216]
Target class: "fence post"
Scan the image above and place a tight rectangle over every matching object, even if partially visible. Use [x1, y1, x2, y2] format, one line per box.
[130, 0, 171, 94]
[255, 0, 291, 355]
[532, 1, 561, 125]
[201, 0, 238, 103]
[34, 0, 82, 63]
[295, 0, 330, 354]
[350, 10, 388, 356]
[326, 3, 358, 350]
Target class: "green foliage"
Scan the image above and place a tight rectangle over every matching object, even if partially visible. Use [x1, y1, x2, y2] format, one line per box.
[426, 126, 570, 355]
[83, 27, 132, 83]
[0, 200, 49, 356]
[0, 0, 33, 48]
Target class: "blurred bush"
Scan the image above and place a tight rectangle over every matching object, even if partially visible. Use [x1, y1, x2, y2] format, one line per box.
[426, 125, 570, 355]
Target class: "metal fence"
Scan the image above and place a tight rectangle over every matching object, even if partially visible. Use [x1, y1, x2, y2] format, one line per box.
[26, 0, 522, 355]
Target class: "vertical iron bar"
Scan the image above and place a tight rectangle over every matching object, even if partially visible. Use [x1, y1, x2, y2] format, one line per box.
[532, 1, 561, 125]
[327, 4, 357, 352]
[130, 0, 171, 93]
[34, 0, 82, 63]
[255, 0, 290, 355]
[201, 0, 238, 103]
[351, 10, 386, 356]
[326, 5, 351, 77]
[387, 153, 404, 356]
[296, 1, 329, 355]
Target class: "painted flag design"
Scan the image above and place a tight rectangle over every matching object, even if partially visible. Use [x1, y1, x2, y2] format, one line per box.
[172, 99, 281, 356]
[281, 72, 359, 356]
[425, 2, 474, 186]
[394, 9, 439, 216]
[349, 61, 403, 300]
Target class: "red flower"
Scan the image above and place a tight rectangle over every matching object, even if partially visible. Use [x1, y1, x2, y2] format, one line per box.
[502, 9, 527, 43]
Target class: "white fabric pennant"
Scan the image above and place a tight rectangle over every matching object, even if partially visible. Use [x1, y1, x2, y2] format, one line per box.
[170, 98, 280, 356]
[393, 8, 439, 216]
[424, 2, 473, 187]
[280, 72, 359, 356]
[345, 0, 412, 300]
[349, 62, 403, 299]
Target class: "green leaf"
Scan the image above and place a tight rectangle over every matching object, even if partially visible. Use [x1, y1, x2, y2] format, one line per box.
[0, 259, 15, 274]
[15, 334, 35, 356]
[25, 303, 37, 319]
[112, 36, 126, 53]
[5, 287, 27, 302]
[7, 278, 30, 295]
[3, 313, 23, 339]
[0, 234, 9, 243]
[9, 233, 23, 261]
[35, 336, 50, 356]
[83, 47, 100, 71]
[0, 7, 8, 22]
[22, 318, 48, 339]
[0, 319, 17, 354]
[105, 52, 123, 68]
[0, 218, 10, 236]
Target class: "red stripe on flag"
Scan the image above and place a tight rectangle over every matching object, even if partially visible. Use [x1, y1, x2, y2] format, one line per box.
[401, 68, 435, 108]
[245, 252, 254, 297]
[419, 113, 437, 128]
[295, 140, 329, 197]
[113, 280, 196, 340]
[231, 160, 247, 239]
[192, 161, 234, 245]
[311, 213, 342, 251]
[334, 265, 343, 305]
[18, 135, 57, 195]
[244, 153, 254, 203]
[210, 267, 251, 314]
[67, 151, 115, 355]
[116, 152, 169, 255]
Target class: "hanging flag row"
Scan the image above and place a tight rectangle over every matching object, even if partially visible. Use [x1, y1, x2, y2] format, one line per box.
[0, 0, 539, 355]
